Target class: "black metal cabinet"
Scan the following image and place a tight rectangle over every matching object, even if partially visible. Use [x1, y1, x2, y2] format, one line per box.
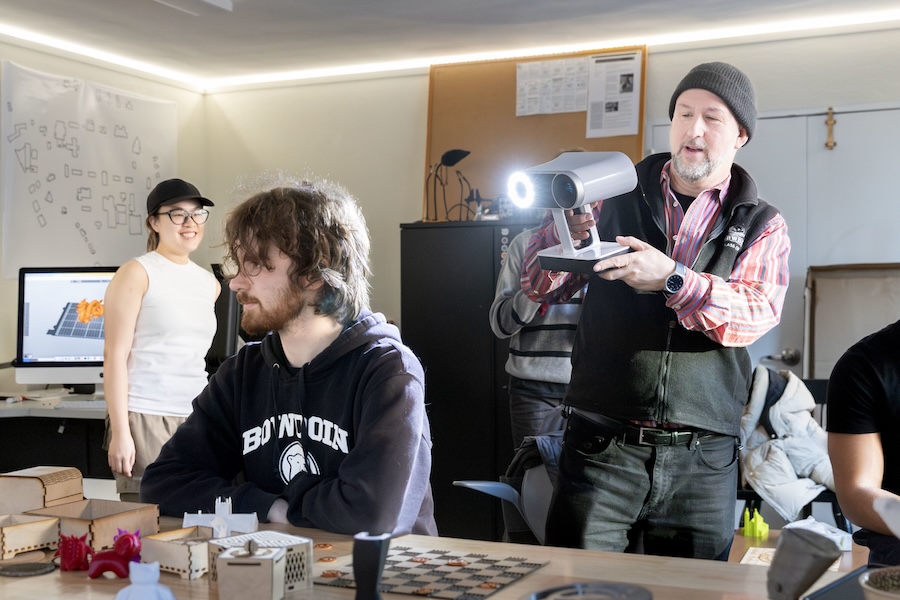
[400, 220, 536, 540]
[0, 417, 113, 479]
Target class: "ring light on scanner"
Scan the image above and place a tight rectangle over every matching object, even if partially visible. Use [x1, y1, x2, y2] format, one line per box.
[508, 152, 637, 274]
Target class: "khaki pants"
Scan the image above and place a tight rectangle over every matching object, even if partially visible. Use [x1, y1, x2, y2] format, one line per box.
[103, 412, 186, 500]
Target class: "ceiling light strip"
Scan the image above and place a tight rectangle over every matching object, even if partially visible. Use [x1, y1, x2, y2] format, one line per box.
[1, 8, 899, 91]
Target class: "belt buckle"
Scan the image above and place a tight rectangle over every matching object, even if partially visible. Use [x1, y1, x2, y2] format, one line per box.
[637, 427, 665, 446]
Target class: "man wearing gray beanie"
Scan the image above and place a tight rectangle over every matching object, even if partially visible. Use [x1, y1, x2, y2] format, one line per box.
[521, 62, 791, 560]
[668, 61, 757, 142]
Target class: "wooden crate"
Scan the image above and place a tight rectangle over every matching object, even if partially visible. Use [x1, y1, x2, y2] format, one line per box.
[141, 526, 213, 580]
[26, 499, 159, 551]
[216, 545, 287, 600]
[0, 466, 83, 514]
[208, 530, 313, 595]
[0, 514, 60, 559]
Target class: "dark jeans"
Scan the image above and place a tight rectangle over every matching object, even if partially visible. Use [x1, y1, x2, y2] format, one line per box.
[545, 410, 739, 560]
[508, 376, 566, 449]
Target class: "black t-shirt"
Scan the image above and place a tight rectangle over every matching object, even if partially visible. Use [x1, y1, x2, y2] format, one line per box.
[827, 319, 900, 494]
[672, 190, 695, 212]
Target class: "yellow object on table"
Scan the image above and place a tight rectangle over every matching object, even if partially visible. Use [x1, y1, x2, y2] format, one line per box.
[743, 507, 770, 538]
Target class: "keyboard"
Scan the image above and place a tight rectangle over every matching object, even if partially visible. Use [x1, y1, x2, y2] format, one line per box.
[54, 399, 107, 410]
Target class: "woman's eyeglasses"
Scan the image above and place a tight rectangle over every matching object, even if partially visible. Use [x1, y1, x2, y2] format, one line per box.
[159, 209, 210, 225]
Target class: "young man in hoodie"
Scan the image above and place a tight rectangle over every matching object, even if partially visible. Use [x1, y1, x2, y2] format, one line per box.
[141, 179, 437, 537]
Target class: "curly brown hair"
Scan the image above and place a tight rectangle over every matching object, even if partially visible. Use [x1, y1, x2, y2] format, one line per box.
[223, 179, 371, 324]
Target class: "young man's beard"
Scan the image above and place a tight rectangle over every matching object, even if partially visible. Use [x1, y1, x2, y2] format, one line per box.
[238, 282, 312, 335]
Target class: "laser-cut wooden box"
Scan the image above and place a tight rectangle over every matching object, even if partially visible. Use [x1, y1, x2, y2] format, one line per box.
[217, 545, 287, 600]
[0, 466, 83, 514]
[27, 498, 158, 551]
[141, 526, 213, 580]
[208, 530, 313, 595]
[0, 514, 60, 559]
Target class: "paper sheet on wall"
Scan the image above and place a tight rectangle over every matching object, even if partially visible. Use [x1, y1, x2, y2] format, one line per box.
[585, 51, 641, 138]
[1, 61, 177, 279]
[515, 57, 588, 116]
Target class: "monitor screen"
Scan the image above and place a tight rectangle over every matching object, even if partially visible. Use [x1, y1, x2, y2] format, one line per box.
[205, 263, 242, 377]
[14, 266, 119, 393]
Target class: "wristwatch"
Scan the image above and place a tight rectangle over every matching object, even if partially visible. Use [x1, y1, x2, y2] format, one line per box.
[664, 262, 687, 296]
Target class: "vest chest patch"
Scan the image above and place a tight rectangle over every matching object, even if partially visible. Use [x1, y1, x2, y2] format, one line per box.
[724, 224, 746, 252]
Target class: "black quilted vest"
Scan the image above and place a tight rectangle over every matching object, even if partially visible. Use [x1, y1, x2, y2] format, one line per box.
[565, 153, 780, 436]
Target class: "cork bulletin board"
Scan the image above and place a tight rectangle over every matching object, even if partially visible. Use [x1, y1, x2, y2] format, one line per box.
[424, 46, 647, 221]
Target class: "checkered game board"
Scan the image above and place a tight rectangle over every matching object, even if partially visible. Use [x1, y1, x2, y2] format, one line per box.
[313, 545, 548, 599]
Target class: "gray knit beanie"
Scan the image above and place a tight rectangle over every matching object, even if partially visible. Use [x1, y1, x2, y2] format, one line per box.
[668, 62, 757, 142]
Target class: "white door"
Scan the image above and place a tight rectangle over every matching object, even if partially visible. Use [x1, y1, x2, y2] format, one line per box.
[805, 108, 900, 378]
[806, 109, 900, 265]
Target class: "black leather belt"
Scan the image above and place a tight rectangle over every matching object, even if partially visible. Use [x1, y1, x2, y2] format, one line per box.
[568, 408, 719, 447]
[622, 423, 714, 447]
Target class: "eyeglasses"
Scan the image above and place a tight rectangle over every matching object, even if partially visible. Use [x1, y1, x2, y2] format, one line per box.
[159, 209, 210, 225]
[223, 257, 264, 278]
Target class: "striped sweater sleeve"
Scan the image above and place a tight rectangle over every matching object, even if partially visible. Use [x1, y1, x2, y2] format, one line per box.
[520, 210, 591, 304]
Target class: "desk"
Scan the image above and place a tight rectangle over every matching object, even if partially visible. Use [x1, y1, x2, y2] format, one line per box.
[730, 529, 869, 572]
[0, 395, 111, 479]
[0, 517, 850, 599]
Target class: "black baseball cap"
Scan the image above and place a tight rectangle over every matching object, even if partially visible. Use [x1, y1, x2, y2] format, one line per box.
[146, 178, 214, 214]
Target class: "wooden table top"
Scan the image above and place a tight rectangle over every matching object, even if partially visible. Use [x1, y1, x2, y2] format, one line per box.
[0, 517, 857, 600]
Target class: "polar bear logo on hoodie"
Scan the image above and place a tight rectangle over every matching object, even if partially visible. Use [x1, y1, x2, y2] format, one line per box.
[279, 441, 320, 484]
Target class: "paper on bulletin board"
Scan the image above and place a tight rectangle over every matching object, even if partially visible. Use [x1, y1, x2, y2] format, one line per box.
[585, 51, 641, 138]
[0, 61, 177, 279]
[515, 57, 589, 116]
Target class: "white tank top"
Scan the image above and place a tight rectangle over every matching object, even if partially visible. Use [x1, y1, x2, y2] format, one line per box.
[127, 251, 218, 417]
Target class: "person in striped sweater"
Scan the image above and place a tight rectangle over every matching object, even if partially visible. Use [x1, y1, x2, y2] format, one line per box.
[489, 225, 584, 450]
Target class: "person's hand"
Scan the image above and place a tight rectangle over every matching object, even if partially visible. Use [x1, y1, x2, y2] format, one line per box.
[267, 498, 289, 524]
[565, 203, 598, 241]
[107, 432, 136, 477]
[594, 236, 678, 292]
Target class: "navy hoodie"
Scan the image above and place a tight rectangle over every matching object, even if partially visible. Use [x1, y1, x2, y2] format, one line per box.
[141, 310, 437, 536]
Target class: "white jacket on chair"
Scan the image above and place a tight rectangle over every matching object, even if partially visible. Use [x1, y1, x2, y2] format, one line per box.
[740, 366, 835, 522]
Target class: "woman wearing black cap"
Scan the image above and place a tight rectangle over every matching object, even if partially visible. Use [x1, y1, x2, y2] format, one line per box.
[103, 178, 220, 502]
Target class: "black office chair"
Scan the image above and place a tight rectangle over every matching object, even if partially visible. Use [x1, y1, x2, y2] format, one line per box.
[738, 377, 852, 533]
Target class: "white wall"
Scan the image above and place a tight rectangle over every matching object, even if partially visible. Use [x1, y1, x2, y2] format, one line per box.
[645, 27, 900, 126]
[2, 25, 900, 390]
[202, 74, 430, 326]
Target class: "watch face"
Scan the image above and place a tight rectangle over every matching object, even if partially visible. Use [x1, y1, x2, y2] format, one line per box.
[666, 274, 684, 294]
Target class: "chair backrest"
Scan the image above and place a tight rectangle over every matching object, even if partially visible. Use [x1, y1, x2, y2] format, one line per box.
[452, 431, 560, 545]
[802, 379, 828, 403]
[802, 378, 828, 427]
[519, 463, 552, 544]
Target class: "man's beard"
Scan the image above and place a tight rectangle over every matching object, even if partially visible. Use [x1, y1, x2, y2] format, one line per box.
[672, 139, 721, 183]
[237, 283, 310, 335]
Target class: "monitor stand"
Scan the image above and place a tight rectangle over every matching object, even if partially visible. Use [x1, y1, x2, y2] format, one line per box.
[66, 384, 96, 395]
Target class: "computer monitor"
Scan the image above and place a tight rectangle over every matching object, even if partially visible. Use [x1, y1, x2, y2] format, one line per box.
[13, 266, 119, 394]
[205, 263, 242, 376]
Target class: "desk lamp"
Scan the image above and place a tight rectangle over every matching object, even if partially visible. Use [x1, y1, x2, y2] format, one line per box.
[428, 149, 469, 220]
[507, 152, 637, 273]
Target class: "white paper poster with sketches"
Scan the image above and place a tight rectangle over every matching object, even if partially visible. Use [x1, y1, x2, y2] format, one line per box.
[1, 61, 177, 278]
